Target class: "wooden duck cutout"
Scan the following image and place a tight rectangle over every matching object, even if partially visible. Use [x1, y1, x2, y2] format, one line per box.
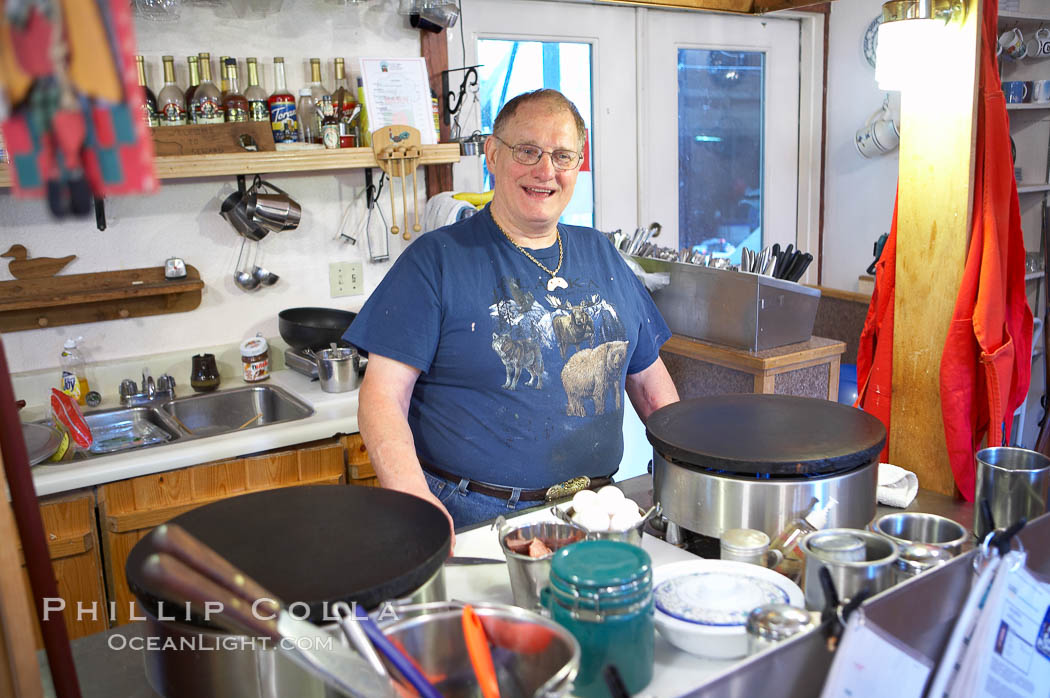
[2, 244, 77, 279]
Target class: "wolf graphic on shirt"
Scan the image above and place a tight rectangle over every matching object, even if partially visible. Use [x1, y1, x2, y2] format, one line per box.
[488, 278, 628, 414]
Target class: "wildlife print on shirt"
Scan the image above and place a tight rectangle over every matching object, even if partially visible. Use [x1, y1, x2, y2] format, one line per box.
[488, 276, 628, 417]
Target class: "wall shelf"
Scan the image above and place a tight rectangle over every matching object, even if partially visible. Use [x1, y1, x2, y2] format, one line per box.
[0, 265, 204, 332]
[1000, 9, 1050, 22]
[0, 144, 461, 188]
[1018, 183, 1050, 193]
[1006, 103, 1050, 111]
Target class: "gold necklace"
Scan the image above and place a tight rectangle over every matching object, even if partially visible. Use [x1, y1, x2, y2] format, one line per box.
[493, 216, 568, 291]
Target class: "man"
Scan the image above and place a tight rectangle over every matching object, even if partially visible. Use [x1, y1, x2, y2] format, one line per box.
[347, 89, 679, 537]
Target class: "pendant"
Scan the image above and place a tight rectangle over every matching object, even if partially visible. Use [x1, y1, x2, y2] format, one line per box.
[547, 276, 568, 291]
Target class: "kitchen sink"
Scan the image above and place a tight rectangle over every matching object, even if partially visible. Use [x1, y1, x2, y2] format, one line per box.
[83, 406, 181, 456]
[158, 385, 314, 437]
[36, 385, 314, 461]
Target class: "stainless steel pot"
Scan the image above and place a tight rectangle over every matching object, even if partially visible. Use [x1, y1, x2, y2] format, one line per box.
[140, 566, 446, 698]
[652, 451, 878, 540]
[872, 512, 969, 556]
[801, 528, 898, 611]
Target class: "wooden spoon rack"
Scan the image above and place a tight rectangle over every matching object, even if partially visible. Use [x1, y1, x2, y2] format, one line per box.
[372, 125, 424, 241]
[0, 266, 204, 332]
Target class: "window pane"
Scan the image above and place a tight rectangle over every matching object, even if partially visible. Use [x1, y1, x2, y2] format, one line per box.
[477, 39, 594, 227]
[678, 50, 764, 260]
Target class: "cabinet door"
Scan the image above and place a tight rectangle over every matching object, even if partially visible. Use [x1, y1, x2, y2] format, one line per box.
[20, 491, 108, 646]
[342, 433, 379, 488]
[98, 440, 346, 626]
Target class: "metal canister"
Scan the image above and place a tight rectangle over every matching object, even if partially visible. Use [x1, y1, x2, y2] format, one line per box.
[746, 604, 820, 655]
[544, 541, 653, 698]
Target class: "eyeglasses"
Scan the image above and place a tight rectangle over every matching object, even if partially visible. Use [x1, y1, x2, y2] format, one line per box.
[492, 135, 582, 171]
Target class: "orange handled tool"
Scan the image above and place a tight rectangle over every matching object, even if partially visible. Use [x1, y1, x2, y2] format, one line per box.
[462, 605, 500, 698]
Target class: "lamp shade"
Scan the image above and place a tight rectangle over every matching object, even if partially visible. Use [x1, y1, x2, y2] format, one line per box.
[876, 18, 944, 92]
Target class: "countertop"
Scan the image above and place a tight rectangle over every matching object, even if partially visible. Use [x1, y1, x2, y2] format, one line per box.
[39, 479, 976, 697]
[29, 369, 359, 497]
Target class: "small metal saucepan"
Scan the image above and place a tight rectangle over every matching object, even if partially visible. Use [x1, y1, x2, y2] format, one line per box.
[316, 346, 367, 393]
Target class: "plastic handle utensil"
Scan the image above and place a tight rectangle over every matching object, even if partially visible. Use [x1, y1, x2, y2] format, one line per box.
[354, 605, 442, 698]
[462, 605, 500, 698]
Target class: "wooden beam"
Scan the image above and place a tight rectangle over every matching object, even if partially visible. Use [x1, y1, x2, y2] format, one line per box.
[421, 29, 454, 199]
[890, 0, 982, 496]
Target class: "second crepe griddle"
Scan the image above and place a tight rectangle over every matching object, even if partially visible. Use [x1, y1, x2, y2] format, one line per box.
[646, 394, 886, 476]
[126, 485, 449, 626]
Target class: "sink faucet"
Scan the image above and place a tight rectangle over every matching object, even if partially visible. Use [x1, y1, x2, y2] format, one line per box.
[119, 369, 176, 407]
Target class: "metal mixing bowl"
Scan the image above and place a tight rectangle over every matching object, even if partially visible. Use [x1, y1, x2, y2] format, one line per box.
[380, 602, 580, 698]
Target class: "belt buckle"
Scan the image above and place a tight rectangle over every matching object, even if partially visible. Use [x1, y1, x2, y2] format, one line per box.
[545, 476, 591, 502]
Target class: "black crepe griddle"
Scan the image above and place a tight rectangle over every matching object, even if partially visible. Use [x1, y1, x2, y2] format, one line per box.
[126, 485, 449, 627]
[646, 394, 886, 477]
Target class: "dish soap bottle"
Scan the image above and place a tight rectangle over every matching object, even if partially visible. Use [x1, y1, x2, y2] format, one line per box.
[60, 337, 90, 406]
[768, 498, 837, 585]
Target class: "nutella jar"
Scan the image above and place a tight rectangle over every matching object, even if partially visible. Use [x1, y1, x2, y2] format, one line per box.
[240, 335, 270, 383]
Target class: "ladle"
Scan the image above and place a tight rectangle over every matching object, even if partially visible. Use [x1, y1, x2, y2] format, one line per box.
[233, 237, 260, 291]
[251, 246, 280, 286]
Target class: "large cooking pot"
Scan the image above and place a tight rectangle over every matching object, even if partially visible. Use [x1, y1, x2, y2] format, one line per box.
[278, 307, 357, 351]
[127, 485, 449, 698]
[649, 394, 886, 540]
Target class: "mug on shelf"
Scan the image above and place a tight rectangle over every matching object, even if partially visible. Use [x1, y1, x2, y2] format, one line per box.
[1035, 27, 1050, 56]
[999, 27, 1027, 60]
[1003, 80, 1031, 104]
[1034, 79, 1050, 104]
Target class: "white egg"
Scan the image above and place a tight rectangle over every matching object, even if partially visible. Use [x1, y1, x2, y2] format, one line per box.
[572, 489, 599, 510]
[595, 486, 625, 514]
[615, 498, 642, 519]
[610, 509, 641, 531]
[574, 507, 611, 532]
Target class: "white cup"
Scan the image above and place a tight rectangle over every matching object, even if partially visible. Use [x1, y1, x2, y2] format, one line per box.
[1000, 27, 1027, 60]
[1035, 80, 1050, 103]
[855, 103, 900, 159]
[1038, 27, 1050, 56]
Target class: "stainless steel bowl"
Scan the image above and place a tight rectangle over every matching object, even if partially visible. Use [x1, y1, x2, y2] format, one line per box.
[872, 512, 970, 556]
[379, 602, 580, 698]
[801, 528, 898, 611]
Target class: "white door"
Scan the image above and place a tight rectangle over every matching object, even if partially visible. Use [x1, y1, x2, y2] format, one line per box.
[454, 0, 637, 231]
[641, 9, 801, 261]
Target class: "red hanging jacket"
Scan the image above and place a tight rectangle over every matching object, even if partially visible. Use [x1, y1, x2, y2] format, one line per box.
[856, 201, 898, 465]
[939, 0, 1033, 501]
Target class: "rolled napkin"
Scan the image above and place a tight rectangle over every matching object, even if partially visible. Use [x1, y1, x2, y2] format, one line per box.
[877, 462, 919, 508]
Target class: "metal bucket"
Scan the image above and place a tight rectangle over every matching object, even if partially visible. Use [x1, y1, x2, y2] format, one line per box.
[974, 447, 1050, 540]
[379, 602, 580, 698]
[497, 520, 585, 612]
[801, 528, 898, 611]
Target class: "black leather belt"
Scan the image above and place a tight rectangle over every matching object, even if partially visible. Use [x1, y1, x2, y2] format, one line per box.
[421, 461, 613, 502]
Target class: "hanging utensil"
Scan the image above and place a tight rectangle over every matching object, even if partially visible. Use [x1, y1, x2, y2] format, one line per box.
[140, 524, 398, 698]
[409, 147, 422, 235]
[397, 150, 411, 241]
[462, 604, 501, 698]
[386, 169, 399, 236]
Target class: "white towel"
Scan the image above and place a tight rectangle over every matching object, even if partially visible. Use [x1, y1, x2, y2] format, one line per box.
[877, 463, 919, 508]
[423, 192, 477, 233]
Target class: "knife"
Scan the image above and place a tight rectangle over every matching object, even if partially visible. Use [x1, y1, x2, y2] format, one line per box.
[445, 556, 507, 566]
[788, 253, 814, 282]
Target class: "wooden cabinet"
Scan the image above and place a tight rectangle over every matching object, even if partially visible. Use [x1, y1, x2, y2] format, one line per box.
[20, 491, 108, 646]
[97, 439, 346, 626]
[342, 433, 379, 488]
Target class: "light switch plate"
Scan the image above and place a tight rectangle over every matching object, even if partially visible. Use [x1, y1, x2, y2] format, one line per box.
[329, 261, 363, 297]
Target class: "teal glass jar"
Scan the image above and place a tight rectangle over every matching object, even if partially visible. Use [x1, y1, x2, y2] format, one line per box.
[543, 540, 654, 698]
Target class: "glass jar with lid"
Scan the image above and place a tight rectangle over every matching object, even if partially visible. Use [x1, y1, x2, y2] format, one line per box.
[543, 540, 654, 698]
[240, 335, 270, 382]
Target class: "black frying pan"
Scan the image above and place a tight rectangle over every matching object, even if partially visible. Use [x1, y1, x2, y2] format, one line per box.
[126, 485, 450, 627]
[278, 307, 357, 351]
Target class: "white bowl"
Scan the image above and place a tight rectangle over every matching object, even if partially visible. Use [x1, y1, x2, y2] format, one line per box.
[651, 559, 804, 659]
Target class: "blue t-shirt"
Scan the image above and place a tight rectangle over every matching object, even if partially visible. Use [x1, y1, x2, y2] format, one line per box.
[345, 206, 671, 488]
